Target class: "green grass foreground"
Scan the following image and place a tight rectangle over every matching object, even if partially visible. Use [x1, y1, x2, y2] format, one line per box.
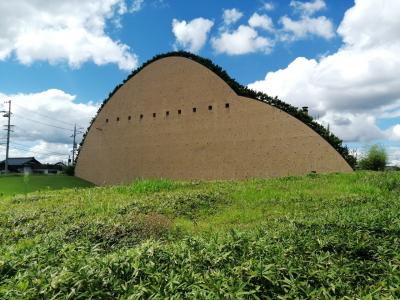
[1, 172, 400, 298]
[0, 174, 93, 197]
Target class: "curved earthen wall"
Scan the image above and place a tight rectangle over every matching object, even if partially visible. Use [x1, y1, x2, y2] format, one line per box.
[76, 56, 352, 185]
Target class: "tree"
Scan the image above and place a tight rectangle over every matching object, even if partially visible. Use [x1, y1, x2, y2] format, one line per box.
[64, 165, 75, 176]
[358, 145, 387, 171]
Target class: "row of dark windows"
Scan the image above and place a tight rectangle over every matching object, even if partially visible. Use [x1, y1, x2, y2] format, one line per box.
[105, 102, 230, 123]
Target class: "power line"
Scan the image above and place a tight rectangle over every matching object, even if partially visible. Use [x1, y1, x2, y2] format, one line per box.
[13, 113, 83, 133]
[2, 102, 87, 164]
[9, 145, 68, 157]
[12, 140, 70, 151]
[12, 102, 81, 127]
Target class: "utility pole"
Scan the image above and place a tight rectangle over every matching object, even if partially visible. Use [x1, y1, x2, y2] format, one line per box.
[1, 100, 12, 174]
[70, 124, 84, 165]
[71, 124, 77, 165]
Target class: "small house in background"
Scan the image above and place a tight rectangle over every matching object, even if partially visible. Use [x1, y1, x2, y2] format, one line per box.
[0, 157, 65, 174]
[0, 157, 41, 173]
[37, 162, 65, 174]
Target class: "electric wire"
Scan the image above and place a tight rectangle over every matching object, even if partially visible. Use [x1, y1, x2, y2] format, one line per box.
[2, 103, 88, 162]
[12, 103, 82, 127]
[12, 140, 70, 152]
[9, 145, 68, 157]
[13, 114, 85, 133]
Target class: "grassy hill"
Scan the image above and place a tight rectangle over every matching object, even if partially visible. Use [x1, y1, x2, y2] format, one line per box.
[1, 172, 400, 298]
[0, 174, 94, 198]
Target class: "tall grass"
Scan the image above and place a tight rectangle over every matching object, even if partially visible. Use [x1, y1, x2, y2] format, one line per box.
[1, 172, 400, 298]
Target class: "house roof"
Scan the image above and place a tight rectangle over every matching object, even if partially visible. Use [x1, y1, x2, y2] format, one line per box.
[0, 157, 41, 166]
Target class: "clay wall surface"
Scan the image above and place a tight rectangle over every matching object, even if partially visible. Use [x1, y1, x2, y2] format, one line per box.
[75, 57, 352, 185]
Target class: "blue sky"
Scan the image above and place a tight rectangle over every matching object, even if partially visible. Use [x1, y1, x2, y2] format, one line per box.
[0, 0, 351, 102]
[1, 0, 400, 164]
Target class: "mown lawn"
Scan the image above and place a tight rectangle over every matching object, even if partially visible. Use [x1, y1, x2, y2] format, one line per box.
[0, 172, 400, 298]
[0, 174, 94, 198]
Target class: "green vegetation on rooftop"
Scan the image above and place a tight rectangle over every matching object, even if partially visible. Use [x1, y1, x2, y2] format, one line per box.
[1, 172, 400, 298]
[78, 51, 356, 168]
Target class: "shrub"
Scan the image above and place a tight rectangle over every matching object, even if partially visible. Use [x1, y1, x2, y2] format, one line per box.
[64, 165, 75, 176]
[358, 145, 387, 171]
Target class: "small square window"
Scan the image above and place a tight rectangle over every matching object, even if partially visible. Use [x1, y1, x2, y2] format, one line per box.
[166, 111, 170, 116]
[140, 114, 143, 119]
[193, 107, 197, 113]
[178, 109, 182, 115]
[106, 118, 109, 123]
[208, 105, 213, 111]
[225, 103, 230, 108]
[128, 116, 131, 120]
[153, 113, 156, 118]
[116, 117, 120, 121]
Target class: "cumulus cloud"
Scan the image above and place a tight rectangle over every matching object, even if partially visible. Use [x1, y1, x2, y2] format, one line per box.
[211, 25, 273, 55]
[0, 142, 72, 164]
[248, 0, 400, 144]
[211, 1, 333, 56]
[248, 13, 274, 32]
[212, 11, 274, 56]
[0, 0, 138, 70]
[280, 15, 334, 40]
[320, 112, 385, 143]
[222, 8, 243, 26]
[338, 0, 400, 49]
[263, 2, 275, 11]
[290, 0, 326, 16]
[278, 0, 334, 41]
[386, 146, 400, 166]
[130, 0, 144, 12]
[0, 89, 98, 163]
[172, 18, 214, 53]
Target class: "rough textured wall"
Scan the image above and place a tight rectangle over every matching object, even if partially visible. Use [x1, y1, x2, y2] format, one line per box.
[75, 57, 352, 185]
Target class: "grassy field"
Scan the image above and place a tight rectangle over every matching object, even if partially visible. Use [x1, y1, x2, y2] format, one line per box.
[0, 174, 94, 198]
[1, 172, 400, 298]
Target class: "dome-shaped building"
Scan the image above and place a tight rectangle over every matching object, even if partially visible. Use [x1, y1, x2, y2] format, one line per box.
[76, 53, 353, 185]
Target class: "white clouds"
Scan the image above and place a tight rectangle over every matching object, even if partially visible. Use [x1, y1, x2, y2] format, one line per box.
[280, 0, 334, 41]
[280, 15, 334, 40]
[263, 2, 275, 11]
[172, 18, 214, 53]
[211, 25, 273, 55]
[248, 13, 274, 32]
[248, 0, 400, 143]
[321, 113, 385, 143]
[249, 57, 321, 109]
[211, 10, 274, 55]
[290, 0, 326, 16]
[223, 8, 243, 26]
[0, 89, 98, 163]
[208, 1, 333, 56]
[385, 146, 400, 166]
[388, 125, 400, 142]
[171, 1, 335, 56]
[0, 141, 72, 164]
[338, 0, 400, 49]
[130, 0, 144, 12]
[0, 0, 138, 70]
